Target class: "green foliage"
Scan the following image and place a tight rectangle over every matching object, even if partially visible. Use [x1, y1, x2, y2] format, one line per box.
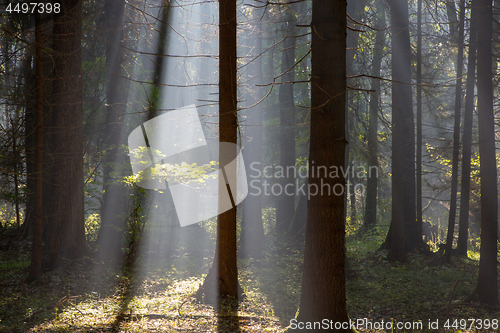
[200, 216, 217, 245]
[0, 246, 30, 280]
[124, 147, 218, 189]
[468, 235, 481, 253]
[0, 204, 20, 228]
[84, 213, 100, 242]
[345, 232, 494, 327]
[261, 206, 276, 235]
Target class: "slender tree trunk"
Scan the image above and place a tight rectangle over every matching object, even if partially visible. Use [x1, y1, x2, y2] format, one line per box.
[345, 0, 362, 232]
[457, 0, 478, 257]
[445, 0, 459, 42]
[196, 0, 241, 303]
[386, 0, 415, 261]
[45, 0, 85, 267]
[472, 0, 497, 306]
[350, 162, 356, 225]
[97, 0, 128, 261]
[2, 36, 21, 229]
[444, 0, 465, 263]
[23, 65, 36, 239]
[240, 7, 264, 259]
[215, 0, 239, 299]
[297, 0, 349, 329]
[40, 18, 55, 248]
[346, 0, 362, 72]
[14, 47, 35, 237]
[363, 0, 385, 231]
[27, 13, 44, 282]
[11, 118, 20, 227]
[276, 4, 297, 234]
[415, 0, 423, 238]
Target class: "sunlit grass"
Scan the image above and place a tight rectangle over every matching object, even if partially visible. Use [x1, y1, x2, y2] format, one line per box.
[0, 251, 283, 333]
[24, 271, 283, 332]
[467, 250, 480, 261]
[1, 227, 497, 333]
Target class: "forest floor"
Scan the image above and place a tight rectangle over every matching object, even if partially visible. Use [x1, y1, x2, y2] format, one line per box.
[0, 229, 499, 332]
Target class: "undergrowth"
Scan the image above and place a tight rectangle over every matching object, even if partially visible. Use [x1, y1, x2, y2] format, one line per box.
[0, 228, 499, 332]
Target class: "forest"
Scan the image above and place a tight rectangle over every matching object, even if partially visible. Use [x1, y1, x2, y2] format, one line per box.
[0, 0, 499, 331]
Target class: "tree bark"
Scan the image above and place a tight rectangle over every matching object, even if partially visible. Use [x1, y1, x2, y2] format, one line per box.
[23, 62, 36, 240]
[473, 0, 497, 306]
[97, 0, 128, 262]
[297, 0, 349, 329]
[345, 0, 362, 232]
[363, 0, 385, 231]
[456, 0, 478, 257]
[195, 0, 241, 304]
[415, 0, 423, 239]
[276, 4, 297, 234]
[445, 0, 459, 42]
[386, 0, 415, 261]
[27, 12, 44, 282]
[44, 0, 85, 268]
[444, 0, 465, 263]
[346, 0, 362, 73]
[240, 6, 264, 259]
[350, 161, 356, 225]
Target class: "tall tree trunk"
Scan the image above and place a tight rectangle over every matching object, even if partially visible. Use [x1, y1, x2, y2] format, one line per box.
[23, 63, 36, 239]
[350, 161, 356, 224]
[276, 4, 297, 234]
[345, 0, 362, 232]
[214, 0, 239, 299]
[445, 0, 459, 42]
[12, 117, 20, 227]
[444, 0, 465, 263]
[27, 13, 44, 282]
[240, 6, 264, 259]
[415, 0, 423, 238]
[45, 0, 85, 268]
[196, 0, 241, 303]
[470, 0, 498, 306]
[457, 0, 478, 257]
[346, 0, 362, 72]
[2, 34, 21, 228]
[385, 0, 415, 261]
[297, 0, 349, 329]
[363, 0, 385, 231]
[97, 0, 128, 262]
